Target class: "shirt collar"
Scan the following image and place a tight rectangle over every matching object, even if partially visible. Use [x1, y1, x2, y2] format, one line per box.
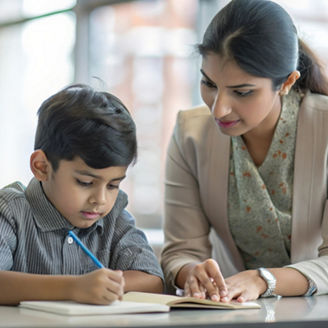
[25, 178, 105, 233]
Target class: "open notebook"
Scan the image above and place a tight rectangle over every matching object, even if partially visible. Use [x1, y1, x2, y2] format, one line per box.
[19, 300, 170, 316]
[122, 292, 261, 310]
[19, 292, 260, 316]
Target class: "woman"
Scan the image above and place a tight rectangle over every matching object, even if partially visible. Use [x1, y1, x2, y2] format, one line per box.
[161, 0, 328, 302]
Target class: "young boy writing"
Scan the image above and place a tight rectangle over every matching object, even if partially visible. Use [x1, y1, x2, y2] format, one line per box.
[0, 84, 163, 305]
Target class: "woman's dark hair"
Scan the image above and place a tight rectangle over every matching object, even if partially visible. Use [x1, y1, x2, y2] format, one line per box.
[198, 0, 328, 95]
[34, 84, 137, 171]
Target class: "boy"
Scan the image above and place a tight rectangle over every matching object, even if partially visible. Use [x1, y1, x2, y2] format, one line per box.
[0, 84, 163, 305]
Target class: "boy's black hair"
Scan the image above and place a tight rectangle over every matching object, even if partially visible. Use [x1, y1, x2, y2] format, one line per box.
[34, 84, 137, 171]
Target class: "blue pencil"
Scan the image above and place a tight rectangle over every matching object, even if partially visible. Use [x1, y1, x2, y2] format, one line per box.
[68, 230, 104, 269]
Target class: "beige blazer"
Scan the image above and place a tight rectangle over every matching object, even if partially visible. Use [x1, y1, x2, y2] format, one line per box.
[161, 91, 328, 295]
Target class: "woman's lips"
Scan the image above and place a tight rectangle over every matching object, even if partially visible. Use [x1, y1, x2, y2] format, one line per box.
[215, 118, 240, 129]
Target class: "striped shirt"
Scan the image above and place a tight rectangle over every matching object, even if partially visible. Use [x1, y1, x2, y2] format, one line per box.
[0, 178, 163, 279]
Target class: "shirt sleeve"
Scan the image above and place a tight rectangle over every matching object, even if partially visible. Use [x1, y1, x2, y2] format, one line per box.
[160, 115, 212, 293]
[0, 197, 17, 270]
[286, 199, 328, 295]
[110, 209, 164, 281]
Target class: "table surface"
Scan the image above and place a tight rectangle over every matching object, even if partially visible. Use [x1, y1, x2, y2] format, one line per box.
[1, 295, 328, 328]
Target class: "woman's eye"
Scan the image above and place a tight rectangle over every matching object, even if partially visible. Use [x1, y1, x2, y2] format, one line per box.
[201, 79, 217, 89]
[234, 90, 253, 97]
[76, 179, 92, 187]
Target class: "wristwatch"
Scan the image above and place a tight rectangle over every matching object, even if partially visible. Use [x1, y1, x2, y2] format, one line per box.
[258, 267, 277, 297]
[304, 277, 317, 297]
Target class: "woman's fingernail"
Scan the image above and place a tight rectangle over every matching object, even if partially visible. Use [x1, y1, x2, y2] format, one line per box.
[220, 290, 227, 296]
[221, 296, 228, 302]
[211, 295, 219, 302]
[193, 292, 201, 298]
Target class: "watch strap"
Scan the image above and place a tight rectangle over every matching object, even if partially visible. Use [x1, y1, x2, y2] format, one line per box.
[258, 267, 277, 297]
[304, 277, 317, 297]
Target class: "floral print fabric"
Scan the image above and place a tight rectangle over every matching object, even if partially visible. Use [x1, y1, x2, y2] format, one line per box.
[228, 90, 302, 269]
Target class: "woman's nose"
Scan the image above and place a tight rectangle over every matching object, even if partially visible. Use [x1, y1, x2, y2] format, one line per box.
[211, 92, 232, 118]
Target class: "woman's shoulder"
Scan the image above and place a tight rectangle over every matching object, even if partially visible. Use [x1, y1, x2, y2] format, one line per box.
[177, 105, 210, 117]
[171, 105, 230, 161]
[302, 91, 328, 112]
[174, 105, 216, 138]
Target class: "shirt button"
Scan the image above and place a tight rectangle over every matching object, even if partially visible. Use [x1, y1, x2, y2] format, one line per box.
[67, 236, 74, 244]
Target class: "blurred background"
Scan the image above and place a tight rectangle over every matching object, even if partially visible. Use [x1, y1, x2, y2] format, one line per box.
[0, 0, 327, 248]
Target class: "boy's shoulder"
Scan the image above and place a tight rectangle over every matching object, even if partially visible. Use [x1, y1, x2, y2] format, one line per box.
[0, 181, 26, 201]
[0, 181, 28, 215]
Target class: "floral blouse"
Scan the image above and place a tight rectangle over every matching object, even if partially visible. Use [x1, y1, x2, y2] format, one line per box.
[228, 90, 302, 269]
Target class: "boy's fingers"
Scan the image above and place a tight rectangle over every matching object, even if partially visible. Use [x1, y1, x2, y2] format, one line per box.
[105, 279, 124, 296]
[102, 291, 120, 304]
[94, 269, 124, 296]
[106, 269, 124, 283]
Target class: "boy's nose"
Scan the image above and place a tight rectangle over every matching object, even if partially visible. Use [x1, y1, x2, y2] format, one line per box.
[90, 188, 106, 205]
[211, 92, 232, 118]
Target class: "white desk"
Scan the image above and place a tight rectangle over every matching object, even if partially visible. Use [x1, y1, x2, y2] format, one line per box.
[1, 296, 328, 328]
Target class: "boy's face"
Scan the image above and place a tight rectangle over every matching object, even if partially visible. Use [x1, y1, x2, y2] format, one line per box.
[41, 157, 127, 229]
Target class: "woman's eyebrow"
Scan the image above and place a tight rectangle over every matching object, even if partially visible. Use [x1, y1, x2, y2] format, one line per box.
[226, 83, 256, 88]
[200, 69, 214, 83]
[200, 69, 256, 88]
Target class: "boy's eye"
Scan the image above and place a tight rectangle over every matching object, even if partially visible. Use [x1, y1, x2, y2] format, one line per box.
[234, 90, 253, 97]
[107, 184, 119, 190]
[201, 79, 217, 89]
[76, 179, 92, 187]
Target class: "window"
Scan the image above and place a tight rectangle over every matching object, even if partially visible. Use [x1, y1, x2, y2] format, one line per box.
[276, 0, 328, 76]
[88, 0, 198, 228]
[0, 0, 327, 236]
[0, 0, 75, 185]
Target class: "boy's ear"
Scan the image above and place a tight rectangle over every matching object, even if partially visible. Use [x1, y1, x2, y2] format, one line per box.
[30, 150, 51, 181]
[279, 70, 301, 96]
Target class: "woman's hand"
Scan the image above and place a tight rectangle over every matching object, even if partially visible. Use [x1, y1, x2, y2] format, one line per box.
[71, 268, 125, 305]
[182, 259, 228, 302]
[224, 269, 267, 302]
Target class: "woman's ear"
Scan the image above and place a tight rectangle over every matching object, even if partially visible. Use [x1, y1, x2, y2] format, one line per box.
[30, 150, 51, 181]
[279, 70, 301, 96]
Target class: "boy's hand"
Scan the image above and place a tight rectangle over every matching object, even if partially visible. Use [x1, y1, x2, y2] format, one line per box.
[72, 269, 125, 305]
[184, 259, 228, 302]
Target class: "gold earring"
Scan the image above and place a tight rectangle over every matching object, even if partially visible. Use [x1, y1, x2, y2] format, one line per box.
[280, 89, 289, 96]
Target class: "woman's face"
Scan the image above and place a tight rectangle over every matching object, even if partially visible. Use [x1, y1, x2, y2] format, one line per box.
[200, 52, 282, 138]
